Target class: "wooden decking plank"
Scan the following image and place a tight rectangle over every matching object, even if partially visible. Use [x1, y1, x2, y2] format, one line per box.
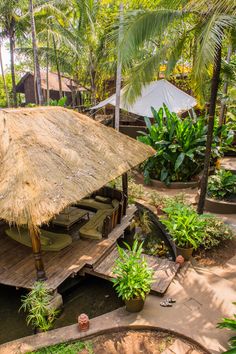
[0, 206, 137, 290]
[93, 248, 180, 294]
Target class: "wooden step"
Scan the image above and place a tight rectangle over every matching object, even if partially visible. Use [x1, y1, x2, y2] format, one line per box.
[86, 247, 180, 295]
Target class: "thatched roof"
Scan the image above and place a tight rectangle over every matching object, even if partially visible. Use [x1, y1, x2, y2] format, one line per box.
[16, 72, 87, 93]
[0, 107, 154, 226]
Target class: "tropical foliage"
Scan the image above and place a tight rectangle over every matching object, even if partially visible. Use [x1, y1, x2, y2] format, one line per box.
[160, 202, 206, 249]
[207, 169, 236, 200]
[20, 281, 59, 332]
[201, 215, 233, 250]
[112, 240, 154, 301]
[138, 106, 233, 185]
[218, 303, 236, 354]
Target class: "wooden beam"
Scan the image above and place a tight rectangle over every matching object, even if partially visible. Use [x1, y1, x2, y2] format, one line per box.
[122, 172, 128, 215]
[29, 225, 47, 281]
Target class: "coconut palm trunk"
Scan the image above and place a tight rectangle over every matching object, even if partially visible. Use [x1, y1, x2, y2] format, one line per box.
[219, 45, 232, 126]
[114, 2, 124, 131]
[52, 35, 62, 99]
[9, 29, 17, 107]
[29, 0, 43, 105]
[0, 43, 9, 107]
[197, 43, 222, 214]
[46, 32, 50, 105]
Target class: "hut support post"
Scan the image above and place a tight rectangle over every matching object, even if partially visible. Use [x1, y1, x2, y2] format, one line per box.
[29, 226, 47, 281]
[122, 172, 128, 215]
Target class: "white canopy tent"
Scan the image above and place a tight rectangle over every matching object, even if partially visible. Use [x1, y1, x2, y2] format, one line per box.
[91, 79, 197, 117]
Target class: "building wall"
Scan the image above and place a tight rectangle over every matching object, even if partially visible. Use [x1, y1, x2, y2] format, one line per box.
[24, 75, 36, 104]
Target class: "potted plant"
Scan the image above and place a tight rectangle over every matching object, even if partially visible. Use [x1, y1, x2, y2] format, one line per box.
[20, 281, 60, 332]
[112, 240, 154, 312]
[217, 303, 236, 353]
[160, 202, 206, 260]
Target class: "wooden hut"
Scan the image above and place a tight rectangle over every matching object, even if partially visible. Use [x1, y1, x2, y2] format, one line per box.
[0, 107, 154, 291]
[16, 72, 87, 106]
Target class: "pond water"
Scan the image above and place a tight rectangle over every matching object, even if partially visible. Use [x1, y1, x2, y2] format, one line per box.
[0, 276, 123, 345]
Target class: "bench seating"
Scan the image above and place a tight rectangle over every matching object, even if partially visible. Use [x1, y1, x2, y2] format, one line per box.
[76, 198, 113, 211]
[5, 228, 72, 251]
[79, 209, 113, 240]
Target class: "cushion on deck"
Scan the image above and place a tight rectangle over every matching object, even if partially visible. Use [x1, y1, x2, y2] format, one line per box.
[5, 228, 72, 251]
[79, 209, 113, 240]
[95, 196, 112, 204]
[76, 198, 113, 211]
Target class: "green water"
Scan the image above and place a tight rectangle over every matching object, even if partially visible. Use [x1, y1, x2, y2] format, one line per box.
[0, 276, 123, 345]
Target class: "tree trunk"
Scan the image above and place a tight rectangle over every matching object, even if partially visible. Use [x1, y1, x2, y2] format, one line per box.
[29, 0, 43, 105]
[219, 45, 232, 126]
[53, 35, 62, 99]
[197, 43, 222, 214]
[114, 2, 124, 131]
[0, 43, 9, 107]
[89, 50, 96, 105]
[46, 32, 50, 105]
[9, 31, 17, 107]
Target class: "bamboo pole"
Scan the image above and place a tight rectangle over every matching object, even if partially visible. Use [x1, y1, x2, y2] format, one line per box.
[29, 225, 47, 281]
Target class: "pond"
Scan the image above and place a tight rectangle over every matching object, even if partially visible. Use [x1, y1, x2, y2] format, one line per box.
[0, 276, 123, 345]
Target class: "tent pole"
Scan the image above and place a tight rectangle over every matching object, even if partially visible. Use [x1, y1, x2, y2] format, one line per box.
[29, 225, 47, 281]
[122, 172, 128, 215]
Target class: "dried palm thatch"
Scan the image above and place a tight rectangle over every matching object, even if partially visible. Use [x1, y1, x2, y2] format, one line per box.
[0, 107, 154, 226]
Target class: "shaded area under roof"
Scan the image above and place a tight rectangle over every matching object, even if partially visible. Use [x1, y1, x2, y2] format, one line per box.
[92, 79, 197, 116]
[0, 107, 154, 226]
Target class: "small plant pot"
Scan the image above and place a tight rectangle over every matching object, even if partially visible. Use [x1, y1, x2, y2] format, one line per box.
[125, 297, 145, 313]
[175, 245, 194, 261]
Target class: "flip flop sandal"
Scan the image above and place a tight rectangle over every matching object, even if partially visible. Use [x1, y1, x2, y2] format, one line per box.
[166, 298, 176, 303]
[160, 300, 172, 307]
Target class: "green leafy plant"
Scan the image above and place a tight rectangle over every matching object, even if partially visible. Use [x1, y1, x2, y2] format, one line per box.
[20, 281, 59, 332]
[201, 215, 233, 250]
[33, 340, 94, 354]
[49, 96, 67, 107]
[207, 169, 236, 200]
[161, 203, 206, 249]
[217, 303, 236, 354]
[138, 105, 208, 184]
[138, 105, 232, 185]
[112, 240, 154, 301]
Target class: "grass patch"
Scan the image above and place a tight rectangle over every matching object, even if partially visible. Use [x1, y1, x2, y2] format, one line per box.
[31, 340, 93, 354]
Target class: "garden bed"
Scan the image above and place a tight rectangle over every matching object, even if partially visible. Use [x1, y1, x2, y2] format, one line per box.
[205, 196, 236, 214]
[33, 330, 207, 354]
[135, 172, 198, 190]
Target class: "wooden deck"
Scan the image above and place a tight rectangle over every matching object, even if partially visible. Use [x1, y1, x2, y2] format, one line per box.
[0, 206, 136, 291]
[84, 248, 180, 294]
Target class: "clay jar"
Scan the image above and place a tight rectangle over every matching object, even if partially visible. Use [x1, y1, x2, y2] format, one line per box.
[78, 313, 89, 331]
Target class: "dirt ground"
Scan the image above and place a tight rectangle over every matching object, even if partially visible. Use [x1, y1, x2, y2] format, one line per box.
[81, 330, 207, 354]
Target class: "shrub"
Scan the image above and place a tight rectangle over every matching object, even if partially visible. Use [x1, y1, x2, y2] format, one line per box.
[20, 281, 59, 332]
[138, 105, 233, 185]
[161, 203, 206, 249]
[217, 303, 236, 354]
[207, 169, 236, 200]
[112, 240, 154, 301]
[201, 215, 233, 250]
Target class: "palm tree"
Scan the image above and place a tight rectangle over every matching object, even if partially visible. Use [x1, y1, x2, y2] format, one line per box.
[0, 42, 10, 107]
[119, 0, 236, 213]
[29, 0, 43, 105]
[0, 0, 27, 107]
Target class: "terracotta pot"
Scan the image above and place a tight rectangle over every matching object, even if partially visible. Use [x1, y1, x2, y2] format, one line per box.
[175, 245, 193, 261]
[125, 297, 145, 313]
